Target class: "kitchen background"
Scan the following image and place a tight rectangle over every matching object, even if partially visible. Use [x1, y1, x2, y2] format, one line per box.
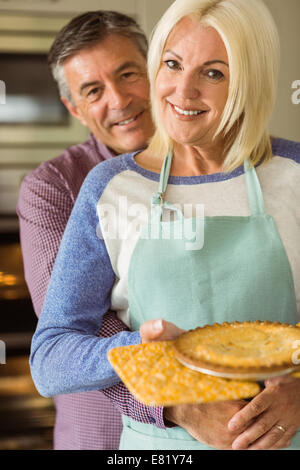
[0, 0, 299, 451]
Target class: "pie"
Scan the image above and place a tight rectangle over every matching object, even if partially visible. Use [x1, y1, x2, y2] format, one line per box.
[173, 321, 300, 374]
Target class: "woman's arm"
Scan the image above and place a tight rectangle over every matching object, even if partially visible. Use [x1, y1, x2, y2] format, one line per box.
[19, 165, 166, 427]
[29, 167, 140, 397]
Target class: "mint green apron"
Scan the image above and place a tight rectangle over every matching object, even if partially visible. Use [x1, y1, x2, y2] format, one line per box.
[120, 153, 299, 450]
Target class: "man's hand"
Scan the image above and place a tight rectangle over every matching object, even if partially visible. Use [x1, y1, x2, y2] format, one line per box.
[165, 400, 248, 450]
[228, 376, 300, 450]
[139, 319, 248, 449]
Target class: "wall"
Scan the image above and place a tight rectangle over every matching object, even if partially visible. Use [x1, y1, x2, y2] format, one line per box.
[135, 0, 173, 37]
[263, 0, 300, 141]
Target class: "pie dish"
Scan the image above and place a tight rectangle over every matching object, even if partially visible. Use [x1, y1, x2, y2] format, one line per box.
[173, 321, 300, 379]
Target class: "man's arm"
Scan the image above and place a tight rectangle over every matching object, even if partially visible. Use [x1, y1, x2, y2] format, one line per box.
[17, 164, 74, 317]
[17, 165, 166, 427]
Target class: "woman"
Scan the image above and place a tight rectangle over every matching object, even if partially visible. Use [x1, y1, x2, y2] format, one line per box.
[30, 0, 300, 450]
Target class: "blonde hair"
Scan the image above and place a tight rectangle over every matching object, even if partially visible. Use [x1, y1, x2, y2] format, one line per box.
[147, 0, 280, 172]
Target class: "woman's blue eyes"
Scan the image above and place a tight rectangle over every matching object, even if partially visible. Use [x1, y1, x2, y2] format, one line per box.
[164, 60, 224, 81]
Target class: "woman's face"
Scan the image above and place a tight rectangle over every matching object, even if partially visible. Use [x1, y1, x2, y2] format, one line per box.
[155, 16, 229, 150]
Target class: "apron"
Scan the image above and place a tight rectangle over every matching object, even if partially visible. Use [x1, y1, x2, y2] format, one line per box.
[120, 152, 299, 450]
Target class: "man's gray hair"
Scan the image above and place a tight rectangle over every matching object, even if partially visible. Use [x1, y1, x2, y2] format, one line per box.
[48, 10, 148, 104]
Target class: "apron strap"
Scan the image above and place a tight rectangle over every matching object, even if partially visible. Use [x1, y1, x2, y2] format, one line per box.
[244, 159, 266, 216]
[152, 151, 173, 205]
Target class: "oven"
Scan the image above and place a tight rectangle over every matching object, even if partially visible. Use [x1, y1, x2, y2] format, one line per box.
[0, 230, 56, 450]
[0, 11, 89, 232]
[0, 12, 89, 157]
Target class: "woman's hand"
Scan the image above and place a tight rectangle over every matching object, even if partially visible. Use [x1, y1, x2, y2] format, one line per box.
[228, 376, 300, 450]
[139, 318, 185, 342]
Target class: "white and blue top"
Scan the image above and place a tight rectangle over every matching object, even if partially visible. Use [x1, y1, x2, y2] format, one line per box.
[30, 138, 300, 397]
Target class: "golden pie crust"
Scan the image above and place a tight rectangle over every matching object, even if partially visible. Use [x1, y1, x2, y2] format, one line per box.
[173, 321, 300, 374]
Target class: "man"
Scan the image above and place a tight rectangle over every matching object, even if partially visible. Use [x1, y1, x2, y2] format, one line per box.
[17, 10, 159, 450]
[17, 10, 248, 451]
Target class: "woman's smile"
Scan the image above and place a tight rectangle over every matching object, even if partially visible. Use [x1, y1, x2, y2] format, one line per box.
[169, 102, 208, 119]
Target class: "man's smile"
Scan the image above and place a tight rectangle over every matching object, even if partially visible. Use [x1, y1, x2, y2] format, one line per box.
[111, 110, 145, 128]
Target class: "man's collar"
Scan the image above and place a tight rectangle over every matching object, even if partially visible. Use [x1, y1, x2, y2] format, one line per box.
[89, 133, 116, 161]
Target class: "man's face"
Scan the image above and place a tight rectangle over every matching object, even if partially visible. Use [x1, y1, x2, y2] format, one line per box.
[62, 34, 154, 154]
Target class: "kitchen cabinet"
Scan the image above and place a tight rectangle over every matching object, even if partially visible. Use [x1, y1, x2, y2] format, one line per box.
[0, 0, 136, 15]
